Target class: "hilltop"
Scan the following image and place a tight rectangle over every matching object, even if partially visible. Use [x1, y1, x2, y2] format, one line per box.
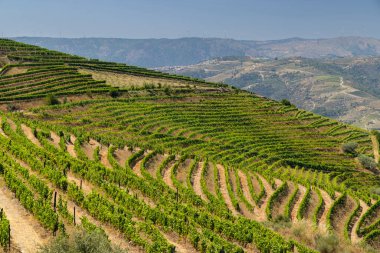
[0, 39, 380, 253]
[13, 36, 380, 67]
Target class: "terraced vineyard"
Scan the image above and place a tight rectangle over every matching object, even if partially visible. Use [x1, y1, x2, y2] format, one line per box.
[0, 38, 380, 252]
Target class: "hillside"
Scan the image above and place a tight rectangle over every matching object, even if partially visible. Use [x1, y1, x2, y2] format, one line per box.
[0, 39, 380, 253]
[13, 36, 380, 67]
[159, 56, 380, 130]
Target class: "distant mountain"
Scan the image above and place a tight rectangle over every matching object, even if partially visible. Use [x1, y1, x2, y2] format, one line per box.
[13, 36, 380, 67]
[158, 56, 380, 129]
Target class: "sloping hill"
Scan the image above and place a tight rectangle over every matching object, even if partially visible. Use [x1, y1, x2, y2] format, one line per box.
[0, 39, 379, 253]
[160, 56, 380, 130]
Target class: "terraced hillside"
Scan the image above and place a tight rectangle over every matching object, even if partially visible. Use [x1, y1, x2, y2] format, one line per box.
[0, 39, 380, 253]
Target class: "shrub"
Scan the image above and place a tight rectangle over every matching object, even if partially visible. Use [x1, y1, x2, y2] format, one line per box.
[281, 99, 291, 106]
[370, 187, 380, 195]
[109, 89, 120, 98]
[315, 234, 339, 253]
[6, 103, 19, 112]
[341, 142, 358, 155]
[45, 94, 60, 106]
[38, 229, 126, 253]
[358, 154, 378, 172]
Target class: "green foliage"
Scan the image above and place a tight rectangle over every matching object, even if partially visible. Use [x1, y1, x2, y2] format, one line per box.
[37, 229, 126, 253]
[341, 142, 358, 155]
[0, 210, 10, 249]
[109, 89, 120, 98]
[281, 99, 291, 106]
[45, 94, 60, 105]
[315, 233, 340, 253]
[358, 154, 377, 172]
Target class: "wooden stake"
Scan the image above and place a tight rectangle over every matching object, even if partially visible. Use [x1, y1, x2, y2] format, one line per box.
[176, 187, 179, 203]
[73, 206, 76, 225]
[53, 191, 57, 212]
[80, 180, 82, 190]
[8, 224, 10, 248]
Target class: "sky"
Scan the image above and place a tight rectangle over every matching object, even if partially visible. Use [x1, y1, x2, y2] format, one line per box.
[0, 0, 380, 40]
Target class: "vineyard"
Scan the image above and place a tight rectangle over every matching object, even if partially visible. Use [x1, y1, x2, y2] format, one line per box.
[0, 38, 380, 252]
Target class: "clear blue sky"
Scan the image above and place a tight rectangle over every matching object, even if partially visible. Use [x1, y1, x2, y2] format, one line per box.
[1, 0, 380, 40]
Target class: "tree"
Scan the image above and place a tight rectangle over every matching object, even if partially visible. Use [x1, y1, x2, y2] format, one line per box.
[45, 94, 60, 106]
[281, 99, 291, 106]
[341, 142, 358, 155]
[358, 154, 378, 172]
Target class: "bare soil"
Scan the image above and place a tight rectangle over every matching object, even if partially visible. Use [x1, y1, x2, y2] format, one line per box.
[159, 229, 198, 253]
[271, 183, 294, 220]
[162, 161, 176, 190]
[144, 153, 166, 178]
[21, 124, 41, 147]
[216, 164, 239, 216]
[318, 190, 334, 230]
[175, 159, 192, 187]
[291, 185, 307, 221]
[303, 189, 319, 221]
[114, 146, 132, 168]
[331, 196, 356, 238]
[50, 131, 60, 149]
[192, 162, 208, 201]
[351, 200, 369, 243]
[0, 179, 50, 253]
[205, 162, 216, 197]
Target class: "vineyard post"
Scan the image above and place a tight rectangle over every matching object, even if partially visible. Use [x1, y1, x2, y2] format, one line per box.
[53, 191, 57, 212]
[73, 206, 76, 225]
[0, 208, 2, 219]
[80, 180, 82, 190]
[8, 224, 10, 249]
[176, 187, 179, 203]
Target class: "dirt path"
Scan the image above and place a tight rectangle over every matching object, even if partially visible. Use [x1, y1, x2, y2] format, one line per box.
[162, 162, 176, 190]
[216, 164, 239, 216]
[331, 196, 356, 238]
[371, 135, 379, 163]
[132, 158, 144, 177]
[291, 185, 307, 221]
[192, 162, 208, 202]
[82, 142, 95, 160]
[145, 154, 166, 178]
[271, 183, 294, 220]
[0, 180, 50, 253]
[176, 159, 191, 187]
[6, 119, 17, 132]
[205, 163, 216, 197]
[21, 124, 41, 148]
[159, 230, 198, 253]
[66, 143, 77, 158]
[304, 189, 319, 220]
[318, 190, 334, 229]
[351, 200, 369, 243]
[114, 146, 132, 168]
[252, 174, 274, 220]
[255, 174, 274, 208]
[50, 131, 60, 149]
[100, 146, 112, 169]
[67, 171, 93, 195]
[237, 171, 256, 211]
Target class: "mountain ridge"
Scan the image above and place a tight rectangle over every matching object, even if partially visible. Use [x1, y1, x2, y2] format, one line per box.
[12, 36, 380, 67]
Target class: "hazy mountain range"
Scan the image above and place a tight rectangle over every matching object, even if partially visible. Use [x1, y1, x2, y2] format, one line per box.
[13, 36, 380, 67]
